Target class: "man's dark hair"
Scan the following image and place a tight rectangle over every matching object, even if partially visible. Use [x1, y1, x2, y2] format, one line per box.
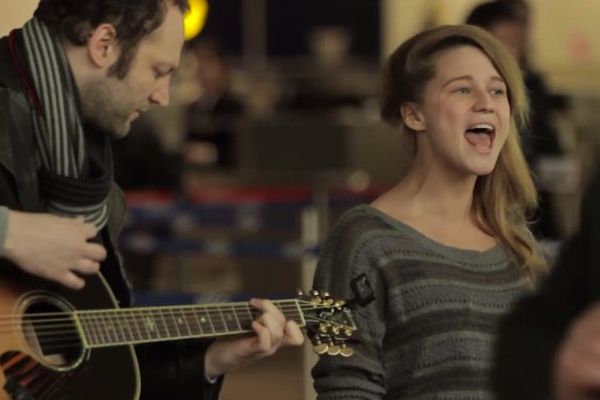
[465, 0, 529, 29]
[34, 0, 189, 79]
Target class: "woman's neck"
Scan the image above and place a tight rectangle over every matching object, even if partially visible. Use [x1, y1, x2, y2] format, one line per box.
[380, 166, 477, 222]
[371, 170, 499, 250]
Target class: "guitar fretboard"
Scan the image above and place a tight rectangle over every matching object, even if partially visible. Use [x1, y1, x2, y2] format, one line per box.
[75, 300, 304, 348]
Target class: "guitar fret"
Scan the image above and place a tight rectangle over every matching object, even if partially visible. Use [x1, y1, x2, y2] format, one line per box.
[92, 313, 107, 345]
[186, 307, 203, 336]
[91, 315, 103, 346]
[79, 314, 96, 346]
[132, 310, 149, 341]
[196, 308, 214, 335]
[213, 307, 226, 334]
[99, 312, 115, 344]
[173, 308, 192, 337]
[278, 301, 302, 325]
[120, 311, 134, 342]
[240, 304, 254, 330]
[159, 309, 175, 339]
[126, 310, 142, 342]
[167, 309, 180, 338]
[110, 312, 126, 343]
[221, 306, 239, 333]
[156, 309, 170, 339]
[142, 310, 159, 340]
[179, 308, 194, 336]
[230, 305, 242, 332]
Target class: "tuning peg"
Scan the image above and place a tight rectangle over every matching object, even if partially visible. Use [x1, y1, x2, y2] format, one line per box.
[321, 291, 330, 298]
[327, 344, 341, 356]
[310, 290, 320, 297]
[313, 343, 329, 355]
[340, 345, 353, 358]
[331, 325, 341, 335]
[344, 327, 354, 337]
[323, 298, 334, 306]
[334, 300, 346, 307]
[319, 323, 331, 333]
[297, 289, 305, 297]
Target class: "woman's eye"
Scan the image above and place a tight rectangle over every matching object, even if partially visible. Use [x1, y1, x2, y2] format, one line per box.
[491, 88, 506, 96]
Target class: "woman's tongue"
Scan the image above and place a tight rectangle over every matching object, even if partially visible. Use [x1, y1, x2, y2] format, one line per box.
[465, 131, 492, 150]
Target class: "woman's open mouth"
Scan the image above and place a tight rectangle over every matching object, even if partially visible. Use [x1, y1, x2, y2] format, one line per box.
[465, 123, 495, 153]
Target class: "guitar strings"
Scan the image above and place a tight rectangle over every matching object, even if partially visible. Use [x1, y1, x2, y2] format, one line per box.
[0, 303, 313, 324]
[0, 305, 351, 353]
[0, 302, 348, 338]
[0, 300, 338, 323]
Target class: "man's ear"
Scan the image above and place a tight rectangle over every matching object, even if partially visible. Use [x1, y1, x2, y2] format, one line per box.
[400, 102, 426, 132]
[87, 23, 119, 68]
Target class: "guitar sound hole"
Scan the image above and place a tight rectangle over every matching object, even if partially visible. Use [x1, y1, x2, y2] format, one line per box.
[22, 296, 85, 370]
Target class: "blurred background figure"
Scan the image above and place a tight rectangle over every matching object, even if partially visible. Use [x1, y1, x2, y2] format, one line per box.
[185, 39, 244, 169]
[466, 0, 565, 243]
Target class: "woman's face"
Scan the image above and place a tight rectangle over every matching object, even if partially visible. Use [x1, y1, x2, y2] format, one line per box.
[407, 45, 511, 178]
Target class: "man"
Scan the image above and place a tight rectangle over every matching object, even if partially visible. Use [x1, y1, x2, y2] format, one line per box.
[466, 0, 563, 240]
[0, 0, 303, 399]
[493, 174, 600, 400]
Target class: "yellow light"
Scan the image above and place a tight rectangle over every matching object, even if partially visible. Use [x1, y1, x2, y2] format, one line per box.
[184, 0, 209, 41]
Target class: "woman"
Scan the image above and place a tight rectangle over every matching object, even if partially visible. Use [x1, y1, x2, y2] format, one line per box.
[312, 24, 546, 400]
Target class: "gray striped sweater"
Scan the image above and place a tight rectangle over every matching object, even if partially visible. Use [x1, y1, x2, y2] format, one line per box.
[312, 205, 530, 400]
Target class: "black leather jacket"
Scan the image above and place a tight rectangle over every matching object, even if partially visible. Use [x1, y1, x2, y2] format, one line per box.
[0, 33, 222, 400]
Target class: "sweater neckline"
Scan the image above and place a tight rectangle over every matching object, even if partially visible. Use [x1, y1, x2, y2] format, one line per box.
[356, 204, 508, 265]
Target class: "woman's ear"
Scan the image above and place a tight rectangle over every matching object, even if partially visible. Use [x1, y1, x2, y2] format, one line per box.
[400, 102, 426, 132]
[86, 23, 119, 69]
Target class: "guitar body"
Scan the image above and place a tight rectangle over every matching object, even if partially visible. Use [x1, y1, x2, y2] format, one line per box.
[0, 267, 140, 400]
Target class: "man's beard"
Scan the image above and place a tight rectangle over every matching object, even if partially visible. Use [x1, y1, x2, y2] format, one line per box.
[79, 78, 132, 139]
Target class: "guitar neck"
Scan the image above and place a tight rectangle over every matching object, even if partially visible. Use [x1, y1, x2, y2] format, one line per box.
[75, 299, 305, 348]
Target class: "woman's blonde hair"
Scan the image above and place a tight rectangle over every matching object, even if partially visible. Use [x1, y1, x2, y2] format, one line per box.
[381, 24, 546, 279]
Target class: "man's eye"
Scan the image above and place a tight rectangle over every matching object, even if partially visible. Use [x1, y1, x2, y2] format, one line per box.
[454, 87, 471, 94]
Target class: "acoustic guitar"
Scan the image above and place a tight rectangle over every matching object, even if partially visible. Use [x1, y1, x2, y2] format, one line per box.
[0, 269, 356, 400]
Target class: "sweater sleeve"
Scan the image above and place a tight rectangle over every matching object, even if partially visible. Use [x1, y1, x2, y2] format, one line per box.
[311, 213, 387, 400]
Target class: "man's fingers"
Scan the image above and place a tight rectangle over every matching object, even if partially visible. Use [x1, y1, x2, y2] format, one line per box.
[250, 298, 286, 327]
[283, 320, 304, 346]
[251, 320, 273, 353]
[84, 243, 107, 262]
[58, 271, 86, 290]
[81, 223, 98, 240]
[75, 259, 101, 274]
[256, 313, 284, 346]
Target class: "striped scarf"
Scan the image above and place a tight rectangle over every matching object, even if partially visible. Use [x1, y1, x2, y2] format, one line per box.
[20, 18, 110, 229]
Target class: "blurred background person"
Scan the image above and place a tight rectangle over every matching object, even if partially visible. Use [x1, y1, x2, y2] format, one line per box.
[184, 39, 244, 169]
[466, 0, 565, 244]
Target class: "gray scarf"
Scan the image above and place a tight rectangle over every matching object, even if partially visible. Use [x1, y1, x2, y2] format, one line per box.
[21, 18, 110, 229]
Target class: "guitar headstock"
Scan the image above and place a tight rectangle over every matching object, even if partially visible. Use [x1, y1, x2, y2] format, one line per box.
[297, 289, 357, 357]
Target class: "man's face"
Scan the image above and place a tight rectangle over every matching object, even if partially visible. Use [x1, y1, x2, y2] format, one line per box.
[489, 20, 528, 62]
[80, 2, 185, 138]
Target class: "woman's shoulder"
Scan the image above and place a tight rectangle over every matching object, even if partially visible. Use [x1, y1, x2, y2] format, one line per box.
[329, 204, 409, 241]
